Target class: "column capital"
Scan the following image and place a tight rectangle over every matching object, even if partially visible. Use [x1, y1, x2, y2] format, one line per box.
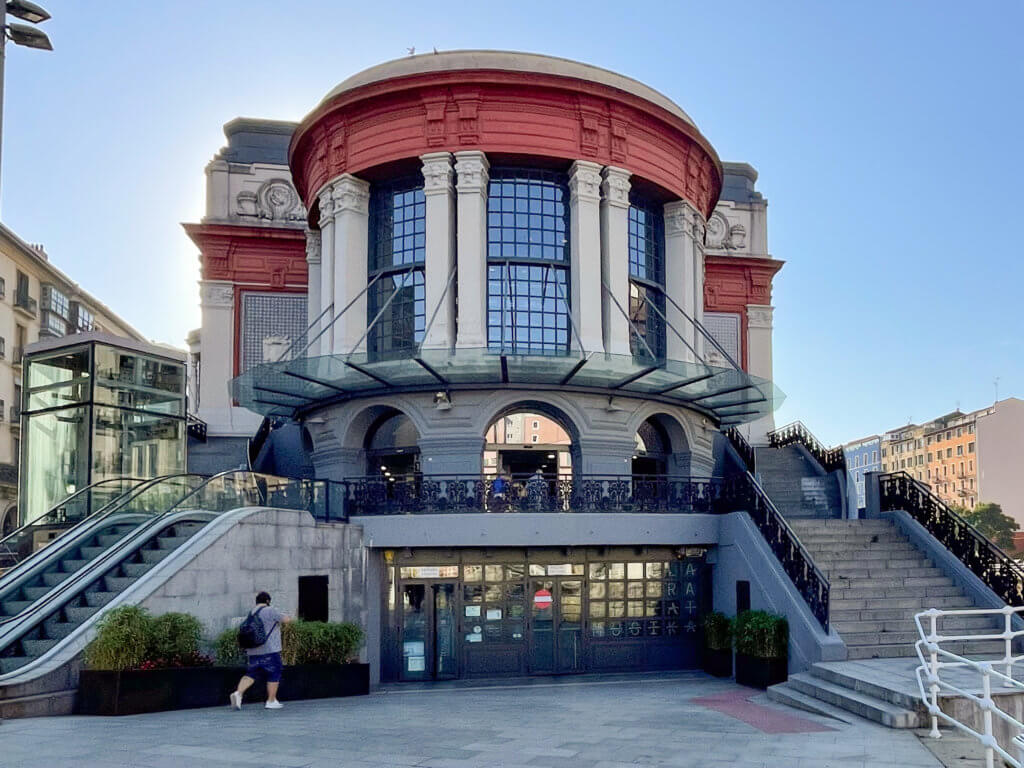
[305, 230, 321, 265]
[420, 152, 455, 196]
[600, 166, 632, 209]
[568, 160, 603, 204]
[663, 199, 701, 236]
[454, 150, 489, 194]
[746, 304, 774, 330]
[317, 185, 335, 225]
[331, 173, 370, 214]
[199, 281, 234, 309]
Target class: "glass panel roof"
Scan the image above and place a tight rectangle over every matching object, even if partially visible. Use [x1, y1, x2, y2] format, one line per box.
[230, 349, 784, 425]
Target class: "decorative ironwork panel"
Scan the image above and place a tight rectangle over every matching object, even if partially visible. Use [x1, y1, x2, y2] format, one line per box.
[768, 421, 846, 473]
[240, 293, 309, 373]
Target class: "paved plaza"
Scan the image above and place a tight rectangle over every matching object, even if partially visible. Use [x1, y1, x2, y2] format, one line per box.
[0, 672, 986, 768]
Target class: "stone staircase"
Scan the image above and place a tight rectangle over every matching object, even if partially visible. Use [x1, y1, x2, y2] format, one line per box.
[755, 445, 841, 518]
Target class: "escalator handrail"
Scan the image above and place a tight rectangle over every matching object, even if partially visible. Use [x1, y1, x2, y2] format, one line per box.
[0, 476, 215, 651]
[0, 474, 209, 625]
[0, 508, 219, 675]
[165, 468, 282, 513]
[0, 474, 202, 596]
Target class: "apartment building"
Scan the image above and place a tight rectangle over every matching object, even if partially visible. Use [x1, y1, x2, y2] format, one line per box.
[924, 410, 977, 509]
[0, 224, 146, 534]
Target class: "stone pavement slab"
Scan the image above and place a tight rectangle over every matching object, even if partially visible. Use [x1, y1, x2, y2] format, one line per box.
[0, 671, 975, 768]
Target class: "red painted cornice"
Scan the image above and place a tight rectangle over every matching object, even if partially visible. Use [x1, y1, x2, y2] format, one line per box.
[184, 222, 307, 287]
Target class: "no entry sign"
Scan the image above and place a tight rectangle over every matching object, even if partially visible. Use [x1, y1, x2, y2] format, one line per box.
[533, 588, 552, 609]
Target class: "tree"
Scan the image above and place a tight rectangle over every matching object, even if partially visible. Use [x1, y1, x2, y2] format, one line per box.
[960, 502, 1019, 550]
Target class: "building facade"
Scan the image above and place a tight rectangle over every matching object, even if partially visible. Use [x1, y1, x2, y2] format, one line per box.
[193, 51, 788, 682]
[0, 225, 146, 534]
[842, 435, 879, 512]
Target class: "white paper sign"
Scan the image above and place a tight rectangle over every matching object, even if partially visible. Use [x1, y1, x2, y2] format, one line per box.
[407, 656, 425, 671]
[486, 608, 502, 620]
[465, 605, 481, 617]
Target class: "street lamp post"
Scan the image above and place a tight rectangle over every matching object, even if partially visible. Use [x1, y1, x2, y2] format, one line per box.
[0, 0, 52, 210]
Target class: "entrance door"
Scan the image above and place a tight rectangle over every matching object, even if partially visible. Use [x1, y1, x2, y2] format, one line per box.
[400, 582, 458, 681]
[529, 578, 584, 674]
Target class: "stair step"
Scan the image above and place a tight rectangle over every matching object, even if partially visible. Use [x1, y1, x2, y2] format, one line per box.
[121, 562, 152, 578]
[21, 639, 58, 657]
[21, 586, 51, 601]
[809, 664, 922, 710]
[156, 535, 192, 551]
[62, 559, 89, 573]
[837, 617, 998, 634]
[1, 600, 31, 615]
[84, 591, 118, 608]
[79, 546, 107, 560]
[103, 576, 137, 593]
[765, 682, 856, 724]
[832, 585, 963, 600]
[830, 576, 952, 589]
[41, 570, 73, 588]
[0, 656, 31, 675]
[785, 672, 921, 728]
[841, 630, 933, 646]
[42, 619, 77, 639]
[96, 534, 126, 547]
[830, 595, 974, 611]
[825, 567, 942, 580]
[140, 548, 171, 564]
[64, 605, 100, 623]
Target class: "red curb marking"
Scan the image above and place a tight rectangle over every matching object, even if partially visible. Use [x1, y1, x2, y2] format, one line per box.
[692, 689, 836, 734]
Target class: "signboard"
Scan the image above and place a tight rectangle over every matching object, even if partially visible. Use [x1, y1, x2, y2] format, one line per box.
[533, 589, 553, 609]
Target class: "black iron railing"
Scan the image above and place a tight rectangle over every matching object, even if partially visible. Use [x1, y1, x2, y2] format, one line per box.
[339, 474, 742, 516]
[880, 472, 1024, 605]
[724, 427, 756, 474]
[768, 421, 845, 473]
[187, 414, 208, 442]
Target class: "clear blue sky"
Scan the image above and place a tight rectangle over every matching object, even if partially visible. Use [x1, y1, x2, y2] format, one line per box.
[2, 1, 1021, 445]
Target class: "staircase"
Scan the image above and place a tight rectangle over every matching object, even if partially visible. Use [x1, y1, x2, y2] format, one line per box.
[754, 445, 842, 518]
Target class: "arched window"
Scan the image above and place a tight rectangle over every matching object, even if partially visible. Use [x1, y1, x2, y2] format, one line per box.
[367, 178, 426, 361]
[486, 168, 571, 355]
[627, 195, 666, 363]
[365, 411, 420, 477]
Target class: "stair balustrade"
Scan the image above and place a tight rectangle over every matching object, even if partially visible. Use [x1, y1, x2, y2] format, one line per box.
[724, 427, 756, 474]
[880, 471, 1024, 606]
[768, 421, 846, 473]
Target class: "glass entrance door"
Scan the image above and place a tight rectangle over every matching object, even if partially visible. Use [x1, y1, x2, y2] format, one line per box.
[529, 578, 584, 674]
[400, 582, 458, 681]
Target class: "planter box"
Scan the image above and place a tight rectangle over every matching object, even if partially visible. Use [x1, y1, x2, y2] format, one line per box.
[702, 647, 733, 678]
[734, 653, 787, 689]
[77, 663, 369, 716]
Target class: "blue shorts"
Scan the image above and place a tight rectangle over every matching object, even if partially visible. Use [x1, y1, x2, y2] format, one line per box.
[245, 652, 283, 683]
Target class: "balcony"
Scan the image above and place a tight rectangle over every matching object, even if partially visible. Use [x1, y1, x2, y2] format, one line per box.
[13, 291, 37, 318]
[338, 474, 737, 516]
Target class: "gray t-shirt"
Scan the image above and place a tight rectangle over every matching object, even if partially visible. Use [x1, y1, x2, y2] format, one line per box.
[245, 605, 283, 657]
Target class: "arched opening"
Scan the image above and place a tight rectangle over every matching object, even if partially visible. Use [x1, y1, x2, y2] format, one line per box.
[365, 410, 420, 479]
[1, 504, 16, 536]
[633, 419, 670, 476]
[484, 411, 572, 479]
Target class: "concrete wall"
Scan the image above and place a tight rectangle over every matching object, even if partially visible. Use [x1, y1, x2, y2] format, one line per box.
[977, 398, 1024, 527]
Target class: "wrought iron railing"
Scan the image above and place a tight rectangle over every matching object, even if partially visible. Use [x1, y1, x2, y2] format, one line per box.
[187, 414, 208, 442]
[724, 427, 755, 474]
[880, 471, 1024, 605]
[768, 421, 845, 472]
[735, 471, 830, 630]
[340, 474, 741, 516]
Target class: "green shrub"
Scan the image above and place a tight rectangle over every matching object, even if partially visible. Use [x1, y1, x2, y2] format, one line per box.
[702, 611, 733, 651]
[148, 613, 203, 660]
[282, 621, 364, 666]
[734, 610, 788, 659]
[214, 627, 245, 666]
[83, 605, 152, 671]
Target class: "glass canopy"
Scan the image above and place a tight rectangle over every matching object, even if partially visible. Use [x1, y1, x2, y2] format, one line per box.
[231, 348, 784, 426]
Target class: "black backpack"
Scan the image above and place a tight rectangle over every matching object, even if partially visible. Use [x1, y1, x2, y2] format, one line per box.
[237, 606, 275, 649]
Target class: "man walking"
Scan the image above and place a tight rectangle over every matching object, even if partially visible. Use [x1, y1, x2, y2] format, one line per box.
[230, 591, 291, 710]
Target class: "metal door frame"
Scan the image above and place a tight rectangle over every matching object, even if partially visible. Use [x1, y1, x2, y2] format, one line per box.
[398, 579, 460, 681]
[527, 575, 585, 674]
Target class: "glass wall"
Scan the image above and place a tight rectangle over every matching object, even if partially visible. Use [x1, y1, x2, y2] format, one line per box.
[19, 341, 187, 523]
[627, 195, 666, 363]
[487, 168, 571, 355]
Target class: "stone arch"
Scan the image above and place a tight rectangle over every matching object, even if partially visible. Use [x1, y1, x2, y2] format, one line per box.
[626, 406, 694, 478]
[479, 396, 584, 479]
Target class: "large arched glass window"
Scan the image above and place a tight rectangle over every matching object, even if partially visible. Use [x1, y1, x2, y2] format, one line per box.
[367, 178, 426, 361]
[486, 168, 571, 355]
[628, 195, 666, 364]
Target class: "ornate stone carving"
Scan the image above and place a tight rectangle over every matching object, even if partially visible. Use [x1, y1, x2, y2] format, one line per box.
[663, 200, 697, 237]
[421, 89, 449, 147]
[568, 161, 602, 203]
[600, 166, 631, 208]
[454, 151, 489, 194]
[706, 211, 748, 251]
[200, 282, 234, 308]
[454, 88, 481, 145]
[331, 174, 369, 214]
[305, 230, 321, 264]
[747, 305, 773, 329]
[420, 152, 454, 196]
[317, 185, 335, 226]
[236, 178, 306, 222]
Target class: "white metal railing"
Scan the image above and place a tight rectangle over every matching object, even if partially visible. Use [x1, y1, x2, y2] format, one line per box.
[914, 606, 1024, 768]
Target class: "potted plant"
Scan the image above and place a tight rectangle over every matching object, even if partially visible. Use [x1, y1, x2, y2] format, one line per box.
[733, 610, 788, 689]
[702, 611, 733, 678]
[77, 607, 369, 715]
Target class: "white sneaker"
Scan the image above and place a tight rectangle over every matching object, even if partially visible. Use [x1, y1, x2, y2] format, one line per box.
[229, 691, 242, 710]
[265, 700, 284, 710]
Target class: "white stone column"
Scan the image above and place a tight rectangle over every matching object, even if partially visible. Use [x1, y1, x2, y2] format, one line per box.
[663, 200, 705, 363]
[567, 161, 604, 354]
[599, 166, 631, 356]
[304, 229, 322, 357]
[197, 281, 236, 433]
[454, 151, 489, 349]
[744, 304, 775, 443]
[420, 152, 456, 350]
[692, 216, 706, 360]
[317, 186, 336, 353]
[329, 174, 370, 355]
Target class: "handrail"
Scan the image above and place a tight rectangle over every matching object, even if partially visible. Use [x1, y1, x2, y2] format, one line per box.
[914, 606, 1024, 766]
[880, 471, 1024, 606]
[736, 471, 830, 630]
[767, 421, 845, 472]
[724, 427, 755, 474]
